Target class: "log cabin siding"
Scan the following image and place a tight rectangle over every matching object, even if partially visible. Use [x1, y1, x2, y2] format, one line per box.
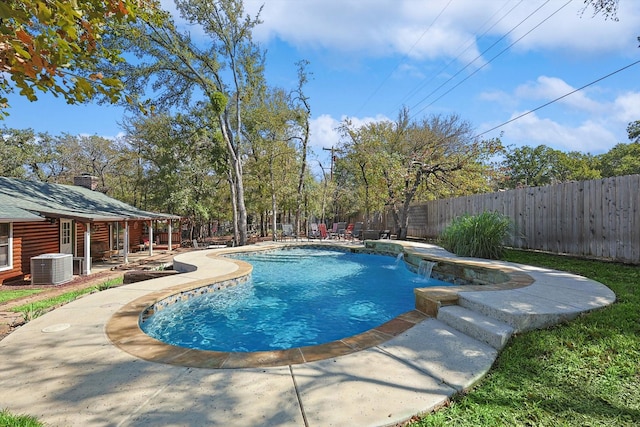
[0, 221, 58, 284]
[128, 222, 144, 251]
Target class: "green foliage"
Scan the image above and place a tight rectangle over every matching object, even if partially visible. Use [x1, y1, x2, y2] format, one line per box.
[242, 86, 303, 228]
[338, 108, 502, 238]
[502, 123, 640, 187]
[627, 120, 640, 143]
[501, 144, 601, 188]
[11, 288, 95, 317]
[10, 277, 123, 317]
[0, 127, 36, 177]
[121, 111, 228, 226]
[1, 0, 137, 114]
[210, 92, 228, 114]
[96, 277, 124, 291]
[0, 408, 42, 427]
[598, 142, 640, 177]
[104, 0, 265, 245]
[439, 211, 512, 259]
[410, 249, 640, 427]
[0, 288, 44, 304]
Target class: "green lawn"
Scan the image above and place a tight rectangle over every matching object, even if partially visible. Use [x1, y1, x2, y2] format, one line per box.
[9, 277, 123, 319]
[410, 249, 640, 426]
[0, 288, 44, 305]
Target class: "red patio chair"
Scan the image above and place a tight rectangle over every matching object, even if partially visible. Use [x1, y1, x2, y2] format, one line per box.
[318, 223, 329, 240]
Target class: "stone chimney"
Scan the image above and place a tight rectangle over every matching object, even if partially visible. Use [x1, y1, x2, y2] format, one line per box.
[74, 174, 98, 191]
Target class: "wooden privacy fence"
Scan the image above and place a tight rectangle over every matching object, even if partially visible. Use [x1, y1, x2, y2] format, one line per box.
[395, 174, 640, 264]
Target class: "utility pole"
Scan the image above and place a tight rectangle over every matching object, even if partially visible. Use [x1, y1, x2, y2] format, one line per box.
[323, 146, 344, 180]
[322, 146, 335, 180]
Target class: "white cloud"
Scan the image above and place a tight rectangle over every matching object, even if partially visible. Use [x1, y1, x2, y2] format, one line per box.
[308, 113, 390, 151]
[502, 112, 618, 153]
[308, 113, 391, 176]
[515, 76, 602, 113]
[243, 0, 640, 62]
[309, 114, 340, 152]
[613, 91, 640, 123]
[500, 1, 640, 56]
[478, 89, 515, 107]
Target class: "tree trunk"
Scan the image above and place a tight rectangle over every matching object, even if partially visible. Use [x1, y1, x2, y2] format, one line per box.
[234, 161, 248, 245]
[295, 127, 309, 237]
[220, 113, 247, 246]
[269, 153, 278, 241]
[227, 167, 239, 245]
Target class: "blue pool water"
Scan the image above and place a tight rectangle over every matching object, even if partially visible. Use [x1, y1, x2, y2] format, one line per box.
[141, 248, 450, 352]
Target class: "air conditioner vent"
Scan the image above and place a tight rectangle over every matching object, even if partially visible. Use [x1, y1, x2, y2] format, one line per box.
[31, 253, 73, 285]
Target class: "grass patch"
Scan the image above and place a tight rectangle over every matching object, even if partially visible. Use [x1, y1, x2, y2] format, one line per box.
[95, 277, 124, 291]
[410, 249, 640, 426]
[0, 288, 44, 304]
[10, 277, 123, 320]
[0, 408, 43, 427]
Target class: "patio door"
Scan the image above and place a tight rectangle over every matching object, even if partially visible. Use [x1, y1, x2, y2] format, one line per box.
[60, 219, 73, 254]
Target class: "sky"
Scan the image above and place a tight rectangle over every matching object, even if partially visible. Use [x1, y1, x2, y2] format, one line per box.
[4, 0, 640, 175]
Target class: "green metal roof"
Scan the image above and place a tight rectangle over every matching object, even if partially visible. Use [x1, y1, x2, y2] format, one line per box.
[0, 177, 179, 222]
[0, 204, 44, 222]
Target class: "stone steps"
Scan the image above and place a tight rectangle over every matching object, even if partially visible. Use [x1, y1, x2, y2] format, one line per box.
[437, 304, 514, 350]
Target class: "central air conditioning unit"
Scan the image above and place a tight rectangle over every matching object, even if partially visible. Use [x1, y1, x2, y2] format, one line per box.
[31, 253, 73, 285]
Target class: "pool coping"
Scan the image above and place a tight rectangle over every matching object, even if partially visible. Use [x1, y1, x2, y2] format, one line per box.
[106, 242, 534, 369]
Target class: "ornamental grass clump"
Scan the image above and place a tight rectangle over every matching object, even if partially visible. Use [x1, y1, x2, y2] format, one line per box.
[439, 211, 512, 259]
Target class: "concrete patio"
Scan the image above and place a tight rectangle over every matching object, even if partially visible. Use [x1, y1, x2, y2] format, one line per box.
[0, 242, 615, 426]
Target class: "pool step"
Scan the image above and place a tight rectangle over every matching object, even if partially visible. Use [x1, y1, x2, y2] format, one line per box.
[437, 305, 514, 350]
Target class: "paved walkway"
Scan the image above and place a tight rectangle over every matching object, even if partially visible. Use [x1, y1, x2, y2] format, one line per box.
[0, 242, 615, 426]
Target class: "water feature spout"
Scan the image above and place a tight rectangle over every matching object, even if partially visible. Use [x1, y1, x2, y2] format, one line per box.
[394, 253, 404, 268]
[418, 260, 436, 279]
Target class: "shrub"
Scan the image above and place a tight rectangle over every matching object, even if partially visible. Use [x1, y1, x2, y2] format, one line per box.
[439, 211, 512, 259]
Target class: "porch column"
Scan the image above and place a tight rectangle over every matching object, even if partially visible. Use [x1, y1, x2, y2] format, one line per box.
[148, 220, 154, 256]
[84, 223, 91, 275]
[123, 221, 129, 264]
[167, 220, 173, 252]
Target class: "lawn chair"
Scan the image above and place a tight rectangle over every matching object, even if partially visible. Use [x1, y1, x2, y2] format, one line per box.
[318, 223, 329, 240]
[329, 222, 339, 239]
[333, 222, 347, 239]
[280, 224, 297, 241]
[343, 223, 354, 239]
[308, 223, 321, 239]
[351, 222, 363, 240]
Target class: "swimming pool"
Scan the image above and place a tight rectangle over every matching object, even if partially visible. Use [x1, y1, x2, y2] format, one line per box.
[141, 247, 450, 352]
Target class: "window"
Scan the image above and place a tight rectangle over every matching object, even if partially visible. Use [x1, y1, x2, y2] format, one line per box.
[61, 220, 71, 246]
[0, 223, 11, 270]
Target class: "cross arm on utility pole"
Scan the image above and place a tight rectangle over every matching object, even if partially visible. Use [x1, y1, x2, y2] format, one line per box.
[323, 146, 344, 180]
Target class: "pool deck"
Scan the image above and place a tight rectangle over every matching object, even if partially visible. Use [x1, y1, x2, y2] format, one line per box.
[0, 241, 615, 426]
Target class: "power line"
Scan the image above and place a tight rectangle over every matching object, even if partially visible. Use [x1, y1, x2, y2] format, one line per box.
[406, 0, 551, 112]
[474, 59, 640, 140]
[353, 0, 454, 116]
[398, 0, 524, 110]
[410, 0, 572, 121]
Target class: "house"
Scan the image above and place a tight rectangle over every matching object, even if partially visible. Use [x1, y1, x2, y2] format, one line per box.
[0, 175, 181, 284]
